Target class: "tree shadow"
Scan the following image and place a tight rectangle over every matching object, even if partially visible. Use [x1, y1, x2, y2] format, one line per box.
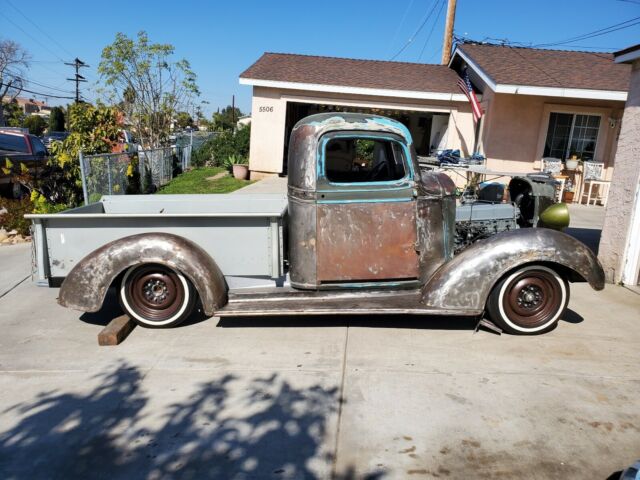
[0, 362, 380, 479]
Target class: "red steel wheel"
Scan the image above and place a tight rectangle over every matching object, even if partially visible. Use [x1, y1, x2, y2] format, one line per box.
[120, 264, 195, 328]
[487, 265, 569, 335]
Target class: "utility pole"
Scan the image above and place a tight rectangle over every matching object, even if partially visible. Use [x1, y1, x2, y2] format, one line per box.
[440, 0, 457, 65]
[231, 94, 236, 133]
[65, 58, 89, 103]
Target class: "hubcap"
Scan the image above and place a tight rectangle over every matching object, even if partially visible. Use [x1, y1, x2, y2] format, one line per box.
[503, 270, 562, 328]
[125, 265, 185, 322]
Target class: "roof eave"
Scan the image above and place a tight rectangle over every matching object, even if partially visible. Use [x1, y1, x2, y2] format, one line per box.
[239, 77, 469, 102]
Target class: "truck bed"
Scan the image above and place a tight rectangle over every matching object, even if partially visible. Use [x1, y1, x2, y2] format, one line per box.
[26, 194, 288, 286]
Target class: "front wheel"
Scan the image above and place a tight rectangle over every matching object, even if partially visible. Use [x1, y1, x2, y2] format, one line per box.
[486, 265, 569, 335]
[119, 264, 195, 328]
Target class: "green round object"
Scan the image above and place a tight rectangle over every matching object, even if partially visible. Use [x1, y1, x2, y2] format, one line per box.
[539, 203, 570, 230]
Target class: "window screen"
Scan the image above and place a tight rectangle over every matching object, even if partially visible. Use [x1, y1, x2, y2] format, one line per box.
[324, 137, 406, 183]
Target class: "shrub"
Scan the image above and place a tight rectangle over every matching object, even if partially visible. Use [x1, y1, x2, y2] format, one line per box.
[192, 124, 251, 168]
[0, 197, 33, 236]
[23, 115, 47, 136]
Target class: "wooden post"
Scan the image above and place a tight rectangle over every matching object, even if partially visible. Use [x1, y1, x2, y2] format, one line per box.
[98, 315, 136, 346]
[441, 0, 457, 65]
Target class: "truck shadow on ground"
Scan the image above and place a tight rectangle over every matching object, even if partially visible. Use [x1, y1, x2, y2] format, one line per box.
[0, 362, 383, 480]
[217, 309, 583, 332]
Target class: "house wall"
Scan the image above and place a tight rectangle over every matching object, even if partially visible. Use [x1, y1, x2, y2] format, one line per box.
[599, 58, 640, 284]
[480, 93, 625, 179]
[248, 86, 476, 178]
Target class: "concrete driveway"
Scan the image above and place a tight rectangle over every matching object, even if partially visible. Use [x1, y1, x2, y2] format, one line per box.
[0, 243, 639, 479]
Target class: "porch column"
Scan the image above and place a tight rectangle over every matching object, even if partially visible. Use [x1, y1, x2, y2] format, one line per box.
[599, 56, 640, 284]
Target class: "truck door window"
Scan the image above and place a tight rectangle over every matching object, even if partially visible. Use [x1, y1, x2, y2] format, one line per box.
[324, 138, 406, 183]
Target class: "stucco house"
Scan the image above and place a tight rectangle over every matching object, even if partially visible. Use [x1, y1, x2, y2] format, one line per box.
[239, 43, 631, 184]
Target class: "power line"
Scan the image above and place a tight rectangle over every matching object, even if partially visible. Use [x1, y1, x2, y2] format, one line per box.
[4, 70, 75, 94]
[5, 0, 75, 58]
[418, 0, 447, 61]
[535, 16, 640, 47]
[388, 0, 416, 57]
[0, 11, 67, 62]
[390, 0, 442, 60]
[0, 82, 75, 100]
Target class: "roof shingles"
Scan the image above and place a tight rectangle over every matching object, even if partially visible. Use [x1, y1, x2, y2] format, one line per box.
[458, 43, 631, 92]
[240, 53, 460, 94]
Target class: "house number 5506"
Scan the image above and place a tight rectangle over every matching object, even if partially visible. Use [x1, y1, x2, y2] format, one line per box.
[259, 106, 274, 113]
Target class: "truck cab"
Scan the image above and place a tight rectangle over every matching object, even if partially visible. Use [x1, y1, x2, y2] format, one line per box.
[287, 113, 455, 290]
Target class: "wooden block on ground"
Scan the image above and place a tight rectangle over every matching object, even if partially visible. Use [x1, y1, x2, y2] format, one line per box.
[98, 315, 136, 346]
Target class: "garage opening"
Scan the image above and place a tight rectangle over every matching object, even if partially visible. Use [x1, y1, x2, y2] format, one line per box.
[283, 101, 450, 174]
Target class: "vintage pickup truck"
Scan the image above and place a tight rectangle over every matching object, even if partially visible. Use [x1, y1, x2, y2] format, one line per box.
[26, 113, 604, 335]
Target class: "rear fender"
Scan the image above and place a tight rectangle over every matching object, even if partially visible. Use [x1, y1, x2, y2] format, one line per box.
[58, 233, 227, 316]
[422, 228, 604, 311]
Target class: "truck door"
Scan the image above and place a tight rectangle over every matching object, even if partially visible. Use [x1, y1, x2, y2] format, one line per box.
[315, 132, 419, 284]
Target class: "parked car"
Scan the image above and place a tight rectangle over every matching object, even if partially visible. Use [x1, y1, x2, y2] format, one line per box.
[26, 113, 604, 334]
[0, 129, 48, 198]
[42, 131, 69, 149]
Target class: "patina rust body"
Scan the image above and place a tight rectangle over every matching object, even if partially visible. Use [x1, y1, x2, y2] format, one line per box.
[45, 112, 604, 330]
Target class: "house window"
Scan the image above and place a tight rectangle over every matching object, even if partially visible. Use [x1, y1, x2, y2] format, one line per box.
[543, 112, 600, 161]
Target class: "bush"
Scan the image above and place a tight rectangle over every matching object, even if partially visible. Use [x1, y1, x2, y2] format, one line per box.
[23, 115, 47, 136]
[0, 197, 33, 236]
[192, 124, 250, 168]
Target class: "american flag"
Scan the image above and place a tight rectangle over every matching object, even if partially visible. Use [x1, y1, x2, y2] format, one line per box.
[457, 68, 484, 122]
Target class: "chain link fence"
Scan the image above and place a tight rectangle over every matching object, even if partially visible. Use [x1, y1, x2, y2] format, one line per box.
[79, 146, 191, 203]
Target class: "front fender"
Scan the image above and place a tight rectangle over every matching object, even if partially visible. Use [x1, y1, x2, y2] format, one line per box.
[58, 233, 227, 316]
[422, 228, 604, 311]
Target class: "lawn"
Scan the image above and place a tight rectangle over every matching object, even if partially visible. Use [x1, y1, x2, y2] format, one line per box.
[157, 167, 252, 194]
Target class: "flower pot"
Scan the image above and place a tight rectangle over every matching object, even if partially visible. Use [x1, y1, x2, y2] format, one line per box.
[562, 191, 575, 203]
[565, 159, 579, 170]
[232, 164, 249, 180]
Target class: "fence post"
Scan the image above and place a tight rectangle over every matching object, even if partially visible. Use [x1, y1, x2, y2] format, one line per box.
[107, 155, 113, 195]
[78, 150, 89, 205]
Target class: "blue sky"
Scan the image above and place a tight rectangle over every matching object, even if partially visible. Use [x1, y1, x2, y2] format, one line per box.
[1, 0, 639, 115]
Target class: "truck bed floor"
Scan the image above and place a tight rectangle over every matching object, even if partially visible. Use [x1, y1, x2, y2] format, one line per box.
[218, 288, 479, 317]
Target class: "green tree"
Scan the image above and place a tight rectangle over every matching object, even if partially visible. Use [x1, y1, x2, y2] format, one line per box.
[192, 123, 250, 167]
[2, 100, 23, 127]
[48, 106, 65, 132]
[23, 114, 46, 136]
[174, 111, 193, 129]
[212, 105, 242, 132]
[98, 31, 200, 149]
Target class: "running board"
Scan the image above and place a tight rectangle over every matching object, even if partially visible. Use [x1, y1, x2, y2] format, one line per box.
[218, 288, 480, 317]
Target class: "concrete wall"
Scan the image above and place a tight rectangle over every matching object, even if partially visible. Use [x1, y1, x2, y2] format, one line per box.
[599, 59, 640, 284]
[247, 86, 476, 177]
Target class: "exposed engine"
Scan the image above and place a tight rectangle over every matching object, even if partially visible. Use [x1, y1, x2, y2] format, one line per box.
[454, 202, 519, 253]
[454, 174, 569, 253]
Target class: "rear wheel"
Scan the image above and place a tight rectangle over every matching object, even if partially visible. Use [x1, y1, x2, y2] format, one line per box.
[119, 264, 195, 328]
[487, 265, 569, 335]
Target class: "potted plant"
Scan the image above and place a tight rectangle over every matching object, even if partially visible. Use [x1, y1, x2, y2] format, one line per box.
[562, 184, 575, 203]
[225, 154, 249, 180]
[565, 154, 581, 170]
